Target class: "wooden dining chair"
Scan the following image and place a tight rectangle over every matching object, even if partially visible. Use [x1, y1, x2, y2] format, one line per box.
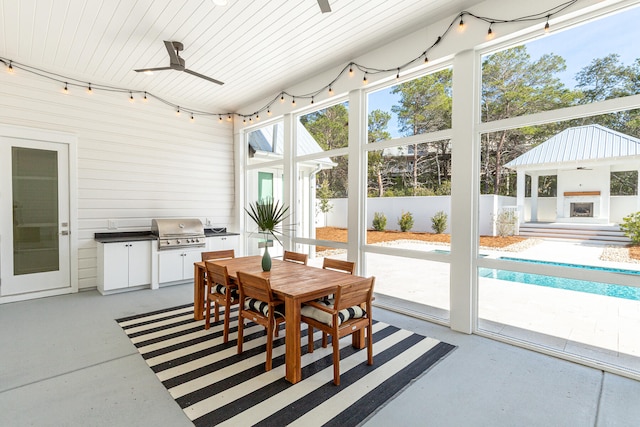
[318, 258, 356, 346]
[201, 250, 235, 309]
[204, 261, 240, 343]
[236, 271, 286, 371]
[322, 258, 356, 275]
[283, 250, 308, 265]
[300, 276, 375, 386]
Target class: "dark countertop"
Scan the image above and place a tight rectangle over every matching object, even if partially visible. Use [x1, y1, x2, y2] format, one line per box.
[95, 229, 239, 243]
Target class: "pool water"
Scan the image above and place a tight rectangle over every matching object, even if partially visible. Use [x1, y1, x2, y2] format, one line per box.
[479, 258, 640, 301]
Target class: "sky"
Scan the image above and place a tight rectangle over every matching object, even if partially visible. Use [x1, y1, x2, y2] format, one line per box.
[368, 5, 640, 138]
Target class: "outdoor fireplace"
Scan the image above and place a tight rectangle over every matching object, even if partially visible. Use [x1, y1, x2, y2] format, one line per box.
[570, 202, 593, 218]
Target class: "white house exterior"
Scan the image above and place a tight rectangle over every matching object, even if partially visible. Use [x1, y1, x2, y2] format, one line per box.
[504, 125, 640, 225]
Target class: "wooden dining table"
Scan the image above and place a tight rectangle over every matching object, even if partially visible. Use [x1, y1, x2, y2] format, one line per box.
[193, 255, 366, 384]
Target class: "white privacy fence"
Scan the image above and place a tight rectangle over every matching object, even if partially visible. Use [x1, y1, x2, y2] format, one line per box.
[316, 195, 518, 236]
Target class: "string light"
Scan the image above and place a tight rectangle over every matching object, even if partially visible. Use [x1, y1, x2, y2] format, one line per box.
[129, 91, 134, 102]
[487, 22, 495, 40]
[311, 96, 315, 105]
[0, 1, 576, 121]
[243, 117, 247, 125]
[176, 106, 180, 115]
[458, 15, 466, 32]
[190, 113, 195, 122]
[143, 91, 148, 102]
[249, 116, 253, 123]
[256, 114, 260, 121]
[219, 115, 223, 122]
[363, 72, 368, 85]
[63, 82, 68, 94]
[267, 108, 272, 116]
[396, 68, 400, 80]
[292, 97, 296, 106]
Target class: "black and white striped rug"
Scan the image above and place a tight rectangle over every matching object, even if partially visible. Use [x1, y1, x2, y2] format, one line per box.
[116, 304, 456, 427]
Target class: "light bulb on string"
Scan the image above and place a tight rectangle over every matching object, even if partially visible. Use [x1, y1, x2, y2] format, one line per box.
[227, 114, 232, 121]
[176, 106, 180, 115]
[280, 94, 285, 103]
[544, 16, 551, 33]
[143, 91, 148, 102]
[396, 68, 400, 80]
[486, 23, 495, 40]
[458, 15, 466, 32]
[8, 61, 14, 73]
[129, 91, 134, 103]
[87, 83, 92, 94]
[243, 117, 247, 125]
[63, 82, 69, 94]
[349, 65, 354, 77]
[190, 113, 195, 122]
[424, 56, 429, 64]
[311, 96, 314, 105]
[256, 114, 260, 121]
[291, 97, 296, 106]
[219, 115, 223, 122]
[328, 86, 333, 96]
[249, 116, 253, 124]
[267, 108, 272, 116]
[363, 72, 368, 85]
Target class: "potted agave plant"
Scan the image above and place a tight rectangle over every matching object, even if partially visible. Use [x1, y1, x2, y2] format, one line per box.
[245, 198, 290, 271]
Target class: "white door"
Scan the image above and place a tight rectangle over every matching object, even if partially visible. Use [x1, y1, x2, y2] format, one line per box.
[0, 138, 71, 296]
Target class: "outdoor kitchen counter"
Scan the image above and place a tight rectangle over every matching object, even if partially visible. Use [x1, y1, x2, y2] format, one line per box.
[94, 231, 156, 243]
[94, 229, 239, 243]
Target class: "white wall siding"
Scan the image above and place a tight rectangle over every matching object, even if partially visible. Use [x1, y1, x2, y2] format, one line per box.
[0, 72, 235, 291]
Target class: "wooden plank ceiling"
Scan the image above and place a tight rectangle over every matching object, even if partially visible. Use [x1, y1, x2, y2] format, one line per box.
[0, 0, 482, 113]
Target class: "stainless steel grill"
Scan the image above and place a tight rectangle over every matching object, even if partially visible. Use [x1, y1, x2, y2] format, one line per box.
[151, 218, 206, 250]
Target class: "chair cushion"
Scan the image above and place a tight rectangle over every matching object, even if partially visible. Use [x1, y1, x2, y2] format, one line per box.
[212, 283, 239, 299]
[300, 299, 366, 327]
[244, 298, 284, 318]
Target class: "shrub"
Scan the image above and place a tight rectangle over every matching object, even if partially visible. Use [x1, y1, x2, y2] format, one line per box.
[494, 210, 518, 237]
[620, 211, 640, 245]
[372, 212, 387, 231]
[431, 211, 448, 234]
[398, 211, 414, 232]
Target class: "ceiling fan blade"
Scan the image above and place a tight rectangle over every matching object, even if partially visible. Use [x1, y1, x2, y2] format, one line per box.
[164, 40, 181, 64]
[134, 67, 173, 72]
[184, 68, 224, 85]
[317, 0, 331, 13]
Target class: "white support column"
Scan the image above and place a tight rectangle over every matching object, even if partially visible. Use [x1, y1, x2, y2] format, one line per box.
[347, 89, 366, 275]
[516, 170, 525, 225]
[531, 172, 539, 222]
[234, 121, 246, 255]
[283, 113, 295, 251]
[449, 49, 479, 334]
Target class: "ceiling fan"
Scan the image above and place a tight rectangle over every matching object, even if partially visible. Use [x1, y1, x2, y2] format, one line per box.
[317, 0, 331, 13]
[135, 40, 224, 85]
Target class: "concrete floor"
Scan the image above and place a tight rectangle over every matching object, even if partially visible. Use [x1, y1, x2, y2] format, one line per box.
[1, 284, 639, 426]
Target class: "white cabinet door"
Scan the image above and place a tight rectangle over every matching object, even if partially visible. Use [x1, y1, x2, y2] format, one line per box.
[208, 235, 240, 253]
[182, 250, 202, 280]
[128, 241, 151, 287]
[158, 251, 184, 283]
[101, 243, 129, 291]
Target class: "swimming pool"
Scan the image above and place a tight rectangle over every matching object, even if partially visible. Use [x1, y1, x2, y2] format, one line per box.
[479, 258, 640, 301]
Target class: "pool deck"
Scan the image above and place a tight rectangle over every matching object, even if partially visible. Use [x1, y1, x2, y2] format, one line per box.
[309, 240, 640, 377]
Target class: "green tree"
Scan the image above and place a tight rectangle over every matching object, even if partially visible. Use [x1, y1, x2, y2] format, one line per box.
[391, 69, 453, 194]
[300, 104, 349, 196]
[481, 46, 576, 194]
[368, 109, 392, 197]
